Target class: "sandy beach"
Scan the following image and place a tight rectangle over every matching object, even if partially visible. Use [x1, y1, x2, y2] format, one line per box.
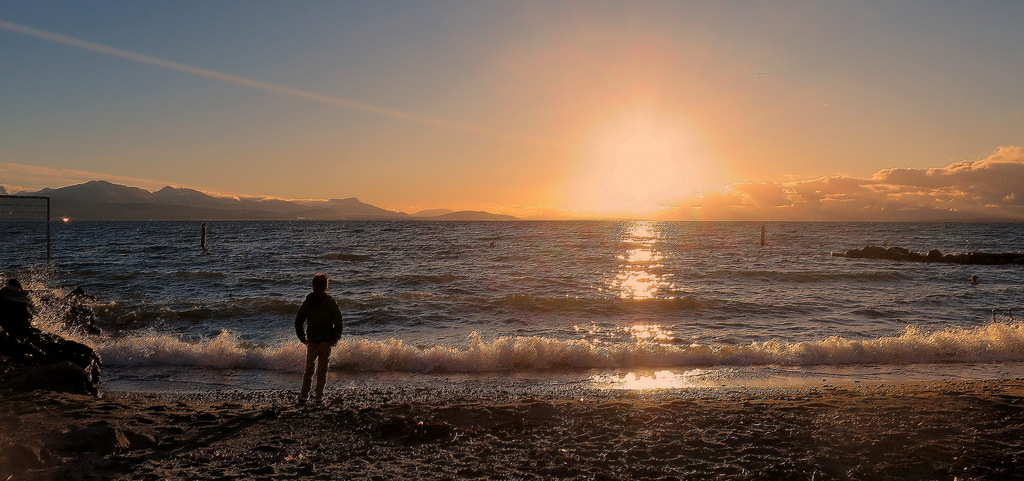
[3, 377, 1023, 480]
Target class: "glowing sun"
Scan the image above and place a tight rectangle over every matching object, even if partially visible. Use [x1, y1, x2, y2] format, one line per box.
[566, 113, 715, 217]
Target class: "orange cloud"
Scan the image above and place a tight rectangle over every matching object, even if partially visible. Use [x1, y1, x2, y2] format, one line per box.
[665, 146, 1024, 221]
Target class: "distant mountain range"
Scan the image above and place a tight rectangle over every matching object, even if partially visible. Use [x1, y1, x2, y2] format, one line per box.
[6, 181, 516, 221]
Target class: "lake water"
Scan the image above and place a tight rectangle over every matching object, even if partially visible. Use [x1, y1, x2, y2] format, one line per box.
[3, 220, 1024, 391]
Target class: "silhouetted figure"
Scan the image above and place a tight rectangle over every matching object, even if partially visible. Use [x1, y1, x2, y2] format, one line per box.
[294, 273, 344, 404]
[201, 222, 208, 250]
[971, 275, 980, 285]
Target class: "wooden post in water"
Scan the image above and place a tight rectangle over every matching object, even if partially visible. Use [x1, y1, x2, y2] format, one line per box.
[760, 225, 766, 247]
[201, 222, 207, 250]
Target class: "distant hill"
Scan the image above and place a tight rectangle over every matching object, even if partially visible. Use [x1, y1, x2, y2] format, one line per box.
[412, 208, 455, 217]
[152, 186, 241, 210]
[10, 180, 516, 221]
[322, 198, 409, 219]
[432, 210, 517, 220]
[38, 180, 152, 204]
[412, 209, 518, 220]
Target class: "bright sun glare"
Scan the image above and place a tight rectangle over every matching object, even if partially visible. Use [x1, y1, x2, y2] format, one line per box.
[568, 113, 715, 217]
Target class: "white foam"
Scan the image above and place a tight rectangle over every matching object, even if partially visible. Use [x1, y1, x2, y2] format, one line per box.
[91, 322, 1024, 373]
[97, 331, 307, 372]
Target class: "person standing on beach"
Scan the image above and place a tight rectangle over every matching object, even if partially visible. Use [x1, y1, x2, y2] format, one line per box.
[294, 273, 344, 404]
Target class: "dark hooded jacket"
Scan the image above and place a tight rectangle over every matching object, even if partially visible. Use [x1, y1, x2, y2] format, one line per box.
[294, 292, 343, 344]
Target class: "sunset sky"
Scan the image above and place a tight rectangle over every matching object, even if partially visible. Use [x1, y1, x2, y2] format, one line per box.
[2, 1, 1022, 219]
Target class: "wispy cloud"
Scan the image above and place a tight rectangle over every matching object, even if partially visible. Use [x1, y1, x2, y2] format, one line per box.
[672, 146, 1024, 221]
[0, 19, 568, 150]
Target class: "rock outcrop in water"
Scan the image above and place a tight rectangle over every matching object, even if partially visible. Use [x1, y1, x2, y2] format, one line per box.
[833, 245, 1024, 265]
[1, 283, 102, 397]
[0, 329, 101, 397]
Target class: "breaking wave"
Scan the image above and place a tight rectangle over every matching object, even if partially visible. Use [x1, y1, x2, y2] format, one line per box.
[93, 322, 1024, 373]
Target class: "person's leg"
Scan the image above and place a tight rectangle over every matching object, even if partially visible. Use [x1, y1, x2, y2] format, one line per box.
[313, 344, 331, 399]
[300, 344, 317, 400]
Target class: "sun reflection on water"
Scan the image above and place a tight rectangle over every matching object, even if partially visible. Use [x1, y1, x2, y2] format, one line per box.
[611, 221, 671, 299]
[592, 369, 712, 390]
[627, 324, 675, 342]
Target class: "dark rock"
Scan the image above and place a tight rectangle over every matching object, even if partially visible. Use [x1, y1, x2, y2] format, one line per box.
[835, 246, 1024, 265]
[861, 245, 887, 257]
[885, 246, 910, 259]
[121, 429, 158, 449]
[0, 303, 102, 394]
[248, 465, 279, 475]
[39, 425, 155, 454]
[41, 425, 128, 454]
[374, 416, 453, 444]
[0, 439, 50, 471]
[1, 361, 97, 397]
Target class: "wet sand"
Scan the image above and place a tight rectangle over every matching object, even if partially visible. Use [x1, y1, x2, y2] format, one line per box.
[3, 378, 1024, 480]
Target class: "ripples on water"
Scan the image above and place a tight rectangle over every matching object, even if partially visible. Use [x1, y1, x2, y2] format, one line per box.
[3, 220, 1023, 374]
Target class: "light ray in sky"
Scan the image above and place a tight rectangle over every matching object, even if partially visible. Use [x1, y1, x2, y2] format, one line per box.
[0, 19, 570, 149]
